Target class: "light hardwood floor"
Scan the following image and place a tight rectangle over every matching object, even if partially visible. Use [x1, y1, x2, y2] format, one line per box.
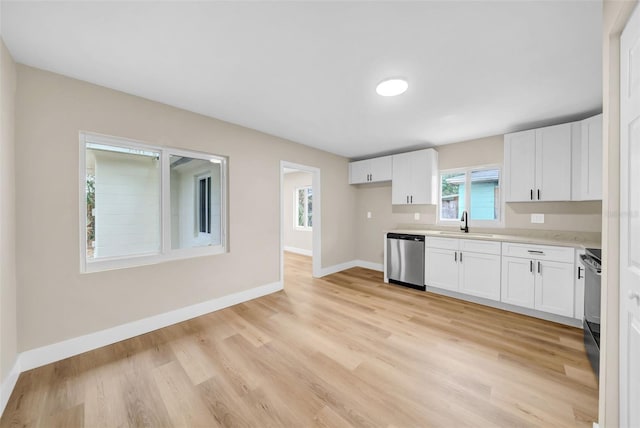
[1, 252, 598, 427]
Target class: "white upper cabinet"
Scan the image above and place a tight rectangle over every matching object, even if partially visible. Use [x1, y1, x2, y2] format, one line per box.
[391, 149, 438, 205]
[504, 129, 536, 202]
[504, 123, 572, 202]
[535, 123, 572, 201]
[348, 155, 392, 184]
[572, 114, 603, 200]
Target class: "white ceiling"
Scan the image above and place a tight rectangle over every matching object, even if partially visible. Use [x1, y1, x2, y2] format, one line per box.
[1, 1, 602, 159]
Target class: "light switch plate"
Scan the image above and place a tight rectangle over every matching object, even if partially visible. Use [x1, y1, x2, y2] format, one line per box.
[367, 211, 372, 219]
[414, 213, 420, 220]
[531, 213, 545, 224]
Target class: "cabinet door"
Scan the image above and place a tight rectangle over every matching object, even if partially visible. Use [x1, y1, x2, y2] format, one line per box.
[409, 149, 437, 204]
[504, 130, 536, 202]
[580, 114, 603, 200]
[428, 247, 459, 291]
[501, 256, 535, 309]
[349, 160, 369, 184]
[535, 123, 572, 201]
[534, 260, 574, 317]
[392, 152, 412, 204]
[460, 251, 501, 301]
[369, 156, 392, 182]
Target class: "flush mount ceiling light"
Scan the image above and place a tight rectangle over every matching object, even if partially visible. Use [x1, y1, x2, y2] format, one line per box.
[376, 78, 408, 97]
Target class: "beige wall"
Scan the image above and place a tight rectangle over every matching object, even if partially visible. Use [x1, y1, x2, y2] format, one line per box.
[283, 171, 313, 253]
[14, 65, 356, 351]
[600, 1, 637, 426]
[0, 39, 18, 383]
[355, 135, 603, 265]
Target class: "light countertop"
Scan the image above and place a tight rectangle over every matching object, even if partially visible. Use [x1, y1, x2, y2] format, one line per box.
[386, 228, 601, 250]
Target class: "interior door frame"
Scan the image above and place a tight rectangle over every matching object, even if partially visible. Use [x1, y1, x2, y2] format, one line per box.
[280, 161, 321, 281]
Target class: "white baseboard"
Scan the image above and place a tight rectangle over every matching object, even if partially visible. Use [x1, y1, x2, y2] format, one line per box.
[0, 281, 282, 416]
[319, 260, 383, 277]
[0, 358, 21, 417]
[354, 260, 384, 272]
[283, 246, 312, 257]
[19, 281, 282, 372]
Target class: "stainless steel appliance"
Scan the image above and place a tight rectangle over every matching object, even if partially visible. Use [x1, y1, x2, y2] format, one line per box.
[580, 248, 601, 377]
[386, 233, 425, 291]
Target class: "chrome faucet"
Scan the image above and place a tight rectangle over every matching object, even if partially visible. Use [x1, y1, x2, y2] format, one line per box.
[460, 210, 469, 233]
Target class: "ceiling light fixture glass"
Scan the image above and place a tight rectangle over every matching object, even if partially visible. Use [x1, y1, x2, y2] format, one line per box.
[376, 78, 408, 97]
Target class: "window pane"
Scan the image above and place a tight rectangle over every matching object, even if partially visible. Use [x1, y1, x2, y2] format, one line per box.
[440, 172, 465, 220]
[470, 169, 500, 220]
[297, 189, 305, 227]
[170, 156, 222, 249]
[86, 143, 161, 259]
[307, 188, 313, 228]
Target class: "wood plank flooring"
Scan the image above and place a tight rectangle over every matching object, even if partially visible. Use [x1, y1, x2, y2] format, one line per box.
[1, 252, 598, 427]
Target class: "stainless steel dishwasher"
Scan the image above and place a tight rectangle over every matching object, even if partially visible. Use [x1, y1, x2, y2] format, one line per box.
[386, 233, 425, 291]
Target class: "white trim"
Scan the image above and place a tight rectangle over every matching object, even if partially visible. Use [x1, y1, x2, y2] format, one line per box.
[354, 260, 384, 272]
[284, 246, 313, 257]
[18, 281, 282, 372]
[0, 359, 21, 416]
[318, 260, 383, 277]
[280, 161, 322, 279]
[319, 260, 358, 277]
[0, 280, 281, 415]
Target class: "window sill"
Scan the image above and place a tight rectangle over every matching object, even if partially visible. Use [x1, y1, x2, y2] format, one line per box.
[82, 245, 226, 273]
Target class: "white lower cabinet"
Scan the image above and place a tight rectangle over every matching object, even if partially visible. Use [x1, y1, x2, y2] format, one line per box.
[427, 238, 501, 301]
[428, 246, 460, 291]
[460, 251, 502, 301]
[422, 237, 578, 321]
[501, 245, 575, 318]
[501, 256, 535, 308]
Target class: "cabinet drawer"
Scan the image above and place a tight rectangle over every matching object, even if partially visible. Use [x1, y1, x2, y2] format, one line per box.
[427, 237, 459, 250]
[460, 239, 501, 255]
[502, 242, 574, 263]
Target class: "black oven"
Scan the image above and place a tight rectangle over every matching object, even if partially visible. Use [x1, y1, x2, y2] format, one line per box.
[580, 248, 601, 377]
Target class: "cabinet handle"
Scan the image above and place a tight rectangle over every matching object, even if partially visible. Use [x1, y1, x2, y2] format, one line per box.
[410, 195, 413, 203]
[530, 260, 533, 273]
[537, 189, 540, 200]
[459, 252, 463, 262]
[455, 252, 457, 262]
[578, 266, 583, 280]
[406, 195, 409, 204]
[530, 189, 533, 200]
[538, 261, 541, 274]
[369, 174, 372, 181]
[527, 250, 545, 255]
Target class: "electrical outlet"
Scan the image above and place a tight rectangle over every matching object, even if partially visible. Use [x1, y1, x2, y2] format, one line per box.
[414, 213, 420, 220]
[531, 213, 545, 224]
[367, 211, 372, 219]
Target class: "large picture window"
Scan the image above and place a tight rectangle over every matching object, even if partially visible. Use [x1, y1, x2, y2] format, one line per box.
[439, 165, 502, 227]
[81, 133, 227, 272]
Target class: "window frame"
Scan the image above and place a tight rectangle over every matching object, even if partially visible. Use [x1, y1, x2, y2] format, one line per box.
[437, 164, 504, 228]
[294, 186, 312, 230]
[80, 132, 227, 273]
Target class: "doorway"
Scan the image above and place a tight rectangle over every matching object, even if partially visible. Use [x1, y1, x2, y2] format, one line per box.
[280, 161, 321, 282]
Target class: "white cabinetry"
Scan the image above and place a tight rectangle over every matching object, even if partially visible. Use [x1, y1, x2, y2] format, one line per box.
[501, 243, 575, 317]
[572, 114, 603, 200]
[504, 123, 572, 202]
[427, 237, 501, 301]
[391, 149, 438, 205]
[349, 156, 392, 184]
